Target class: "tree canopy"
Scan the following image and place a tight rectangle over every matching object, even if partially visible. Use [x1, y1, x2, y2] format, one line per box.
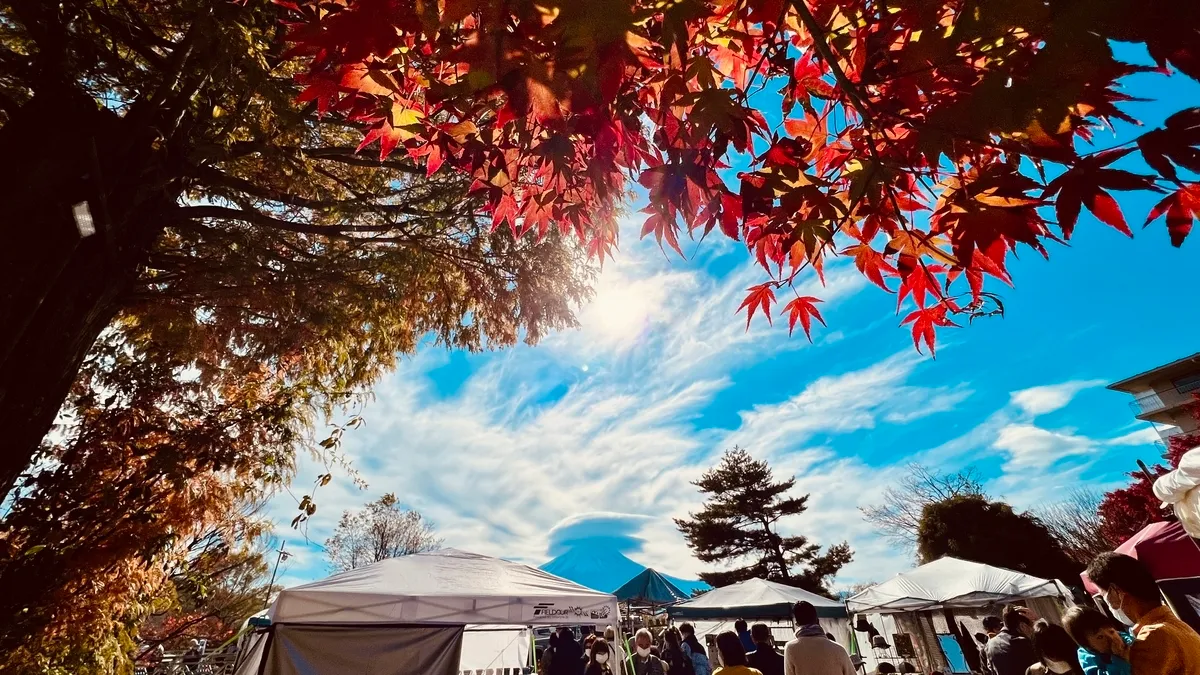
[325, 493, 443, 571]
[675, 447, 852, 594]
[917, 495, 1082, 583]
[860, 463, 985, 548]
[280, 0, 1200, 355]
[0, 1, 590, 670]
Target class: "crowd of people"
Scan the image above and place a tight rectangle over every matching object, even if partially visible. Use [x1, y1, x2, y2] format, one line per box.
[973, 553, 1200, 675]
[543, 552, 1200, 675]
[539, 602, 856, 675]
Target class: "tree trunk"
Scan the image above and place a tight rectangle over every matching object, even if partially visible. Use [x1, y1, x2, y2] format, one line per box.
[0, 90, 174, 501]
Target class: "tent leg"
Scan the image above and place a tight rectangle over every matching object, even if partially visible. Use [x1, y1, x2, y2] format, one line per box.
[255, 628, 276, 675]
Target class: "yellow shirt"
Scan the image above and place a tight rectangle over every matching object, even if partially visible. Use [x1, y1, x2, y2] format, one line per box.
[713, 666, 762, 675]
[1130, 605, 1200, 675]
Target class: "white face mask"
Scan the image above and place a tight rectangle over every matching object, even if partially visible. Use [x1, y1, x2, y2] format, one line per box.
[596, 653, 610, 665]
[636, 647, 651, 658]
[1104, 590, 1135, 627]
[1045, 659, 1073, 674]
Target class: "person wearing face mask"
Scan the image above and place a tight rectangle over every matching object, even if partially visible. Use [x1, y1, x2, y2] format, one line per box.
[713, 631, 762, 675]
[1086, 552, 1200, 675]
[603, 626, 628, 675]
[588, 638, 617, 675]
[632, 629, 667, 675]
[1062, 606, 1132, 675]
[1026, 620, 1084, 675]
[985, 606, 1039, 675]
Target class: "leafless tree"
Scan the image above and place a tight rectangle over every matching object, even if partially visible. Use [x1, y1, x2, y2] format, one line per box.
[325, 493, 442, 571]
[860, 464, 986, 548]
[1034, 488, 1113, 564]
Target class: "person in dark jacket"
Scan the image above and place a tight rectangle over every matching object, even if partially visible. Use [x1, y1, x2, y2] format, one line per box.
[551, 626, 587, 675]
[735, 621, 756, 655]
[746, 624, 784, 675]
[662, 627, 695, 675]
[985, 606, 1039, 675]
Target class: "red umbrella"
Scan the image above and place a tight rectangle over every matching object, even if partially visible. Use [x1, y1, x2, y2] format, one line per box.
[1081, 520, 1200, 595]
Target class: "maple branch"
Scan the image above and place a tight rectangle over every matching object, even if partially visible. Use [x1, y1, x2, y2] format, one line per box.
[195, 166, 470, 220]
[787, 0, 874, 123]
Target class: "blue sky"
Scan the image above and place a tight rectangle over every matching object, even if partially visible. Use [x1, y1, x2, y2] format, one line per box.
[266, 50, 1200, 592]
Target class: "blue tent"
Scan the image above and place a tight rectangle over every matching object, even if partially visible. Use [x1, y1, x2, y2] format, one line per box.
[614, 568, 690, 605]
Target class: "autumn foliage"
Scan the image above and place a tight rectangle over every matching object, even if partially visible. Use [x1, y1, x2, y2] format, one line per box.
[279, 0, 1199, 353]
[1097, 427, 1195, 545]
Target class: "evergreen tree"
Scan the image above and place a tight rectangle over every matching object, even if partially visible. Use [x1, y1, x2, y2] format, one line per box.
[675, 447, 852, 595]
[917, 495, 1082, 583]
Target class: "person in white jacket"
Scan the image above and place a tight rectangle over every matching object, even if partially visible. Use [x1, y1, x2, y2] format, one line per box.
[604, 626, 628, 675]
[783, 602, 856, 675]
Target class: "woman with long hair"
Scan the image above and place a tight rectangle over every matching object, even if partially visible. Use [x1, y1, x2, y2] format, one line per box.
[1028, 621, 1085, 675]
[587, 638, 615, 675]
[713, 631, 762, 675]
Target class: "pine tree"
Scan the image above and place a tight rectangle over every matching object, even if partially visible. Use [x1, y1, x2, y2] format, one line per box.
[675, 447, 852, 595]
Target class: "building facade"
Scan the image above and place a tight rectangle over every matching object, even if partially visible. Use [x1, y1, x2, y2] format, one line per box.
[1109, 352, 1200, 444]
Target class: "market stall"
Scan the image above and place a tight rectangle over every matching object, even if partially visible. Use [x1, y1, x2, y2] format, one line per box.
[847, 557, 1075, 675]
[233, 549, 621, 675]
[667, 578, 851, 654]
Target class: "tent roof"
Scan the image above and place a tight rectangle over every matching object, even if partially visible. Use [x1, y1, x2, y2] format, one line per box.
[667, 577, 846, 619]
[270, 549, 619, 625]
[614, 568, 689, 605]
[1081, 520, 1200, 595]
[846, 557, 1068, 614]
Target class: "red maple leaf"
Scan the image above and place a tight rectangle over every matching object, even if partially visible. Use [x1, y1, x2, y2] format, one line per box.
[901, 304, 958, 357]
[783, 296, 825, 341]
[738, 283, 777, 330]
[1145, 184, 1200, 247]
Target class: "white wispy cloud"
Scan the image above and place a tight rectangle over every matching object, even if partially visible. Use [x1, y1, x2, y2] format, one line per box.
[1009, 379, 1106, 416]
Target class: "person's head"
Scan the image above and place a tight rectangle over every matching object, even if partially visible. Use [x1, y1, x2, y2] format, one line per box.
[982, 616, 1003, 636]
[1063, 606, 1126, 656]
[1003, 605, 1034, 638]
[792, 601, 818, 627]
[1086, 552, 1162, 624]
[1031, 620, 1081, 674]
[715, 631, 748, 668]
[664, 627, 682, 649]
[679, 623, 695, 638]
[590, 637, 611, 665]
[734, 620, 748, 634]
[874, 664, 896, 675]
[635, 628, 654, 653]
[750, 623, 772, 647]
[604, 626, 616, 642]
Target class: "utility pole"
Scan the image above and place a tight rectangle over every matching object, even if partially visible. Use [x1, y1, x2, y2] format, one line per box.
[266, 541, 290, 607]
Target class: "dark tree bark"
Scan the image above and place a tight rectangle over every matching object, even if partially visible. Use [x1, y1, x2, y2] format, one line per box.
[0, 90, 175, 501]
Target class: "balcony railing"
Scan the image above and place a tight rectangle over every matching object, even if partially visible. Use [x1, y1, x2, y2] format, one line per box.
[1131, 382, 1200, 415]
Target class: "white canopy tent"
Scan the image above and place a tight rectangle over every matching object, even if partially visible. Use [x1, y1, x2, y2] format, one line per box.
[668, 577, 847, 620]
[846, 558, 1075, 675]
[667, 578, 851, 655]
[845, 557, 1074, 615]
[234, 549, 620, 675]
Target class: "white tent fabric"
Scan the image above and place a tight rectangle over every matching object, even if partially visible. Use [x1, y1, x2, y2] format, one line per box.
[234, 550, 619, 675]
[668, 577, 846, 619]
[1155, 449, 1200, 537]
[270, 549, 619, 625]
[846, 557, 1073, 614]
[459, 626, 530, 673]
